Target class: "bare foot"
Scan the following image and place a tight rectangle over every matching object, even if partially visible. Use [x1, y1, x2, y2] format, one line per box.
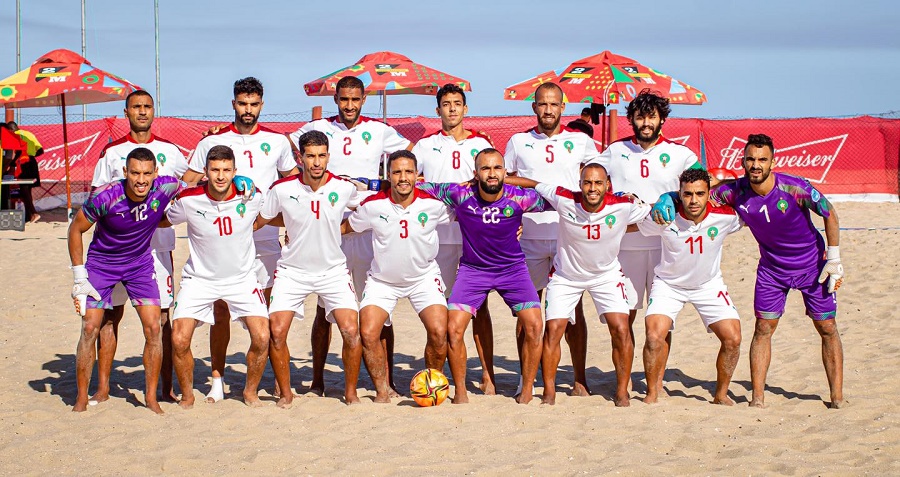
[344, 393, 361, 405]
[146, 399, 164, 415]
[479, 378, 496, 395]
[571, 382, 591, 397]
[712, 396, 735, 406]
[276, 396, 294, 409]
[614, 393, 631, 407]
[749, 397, 766, 408]
[373, 393, 391, 404]
[72, 399, 89, 412]
[516, 392, 533, 404]
[89, 391, 110, 404]
[308, 382, 325, 397]
[643, 393, 658, 404]
[541, 390, 556, 405]
[29, 213, 41, 223]
[243, 392, 264, 408]
[452, 390, 469, 404]
[179, 397, 195, 410]
[388, 386, 402, 399]
[828, 399, 844, 409]
[160, 391, 178, 403]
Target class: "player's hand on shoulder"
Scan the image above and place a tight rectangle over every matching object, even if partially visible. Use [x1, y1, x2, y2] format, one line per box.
[233, 175, 256, 201]
[203, 123, 229, 137]
[651, 192, 677, 224]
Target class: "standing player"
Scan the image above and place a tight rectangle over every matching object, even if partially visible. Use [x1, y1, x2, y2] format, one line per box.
[411, 83, 497, 394]
[342, 150, 453, 403]
[68, 147, 182, 414]
[256, 131, 362, 407]
[290, 76, 411, 396]
[592, 89, 704, 391]
[504, 82, 601, 397]
[163, 146, 270, 409]
[417, 149, 550, 404]
[182, 77, 298, 403]
[516, 164, 649, 406]
[89, 90, 188, 404]
[655, 134, 844, 408]
[637, 169, 742, 405]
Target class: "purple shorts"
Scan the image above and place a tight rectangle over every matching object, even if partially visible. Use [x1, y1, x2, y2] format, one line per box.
[754, 264, 837, 321]
[448, 263, 540, 316]
[85, 253, 160, 310]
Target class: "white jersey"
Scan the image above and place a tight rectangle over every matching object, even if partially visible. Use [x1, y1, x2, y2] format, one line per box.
[536, 183, 649, 282]
[261, 172, 359, 276]
[187, 124, 296, 244]
[347, 189, 453, 284]
[412, 129, 492, 244]
[166, 184, 262, 282]
[91, 134, 189, 252]
[592, 136, 699, 250]
[289, 115, 410, 180]
[504, 126, 602, 240]
[637, 203, 742, 289]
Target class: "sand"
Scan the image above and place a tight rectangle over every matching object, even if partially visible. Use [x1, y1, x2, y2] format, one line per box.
[0, 202, 898, 475]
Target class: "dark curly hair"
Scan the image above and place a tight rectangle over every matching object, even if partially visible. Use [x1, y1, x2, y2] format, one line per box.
[744, 133, 774, 154]
[626, 89, 671, 122]
[234, 77, 263, 98]
[679, 168, 710, 188]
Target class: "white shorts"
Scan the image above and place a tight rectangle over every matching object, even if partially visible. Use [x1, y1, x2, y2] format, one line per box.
[645, 277, 740, 333]
[435, 243, 462, 297]
[360, 273, 447, 325]
[619, 248, 662, 309]
[340, 231, 373, 301]
[270, 266, 358, 323]
[112, 249, 175, 308]
[522, 239, 556, 290]
[545, 270, 637, 324]
[172, 273, 269, 325]
[254, 239, 282, 289]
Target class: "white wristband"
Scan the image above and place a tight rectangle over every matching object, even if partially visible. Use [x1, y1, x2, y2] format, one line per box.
[72, 265, 88, 280]
[826, 246, 840, 261]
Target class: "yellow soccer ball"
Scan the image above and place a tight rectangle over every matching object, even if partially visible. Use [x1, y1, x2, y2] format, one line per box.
[409, 368, 450, 407]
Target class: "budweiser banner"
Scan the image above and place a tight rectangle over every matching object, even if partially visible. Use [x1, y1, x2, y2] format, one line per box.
[9, 115, 898, 211]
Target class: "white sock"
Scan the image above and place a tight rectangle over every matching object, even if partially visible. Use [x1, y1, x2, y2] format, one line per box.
[206, 377, 225, 403]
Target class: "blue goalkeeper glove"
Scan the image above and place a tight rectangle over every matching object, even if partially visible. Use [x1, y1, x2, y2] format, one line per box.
[651, 192, 677, 224]
[232, 175, 256, 201]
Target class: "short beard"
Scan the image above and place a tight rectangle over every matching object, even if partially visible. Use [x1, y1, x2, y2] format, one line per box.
[238, 114, 258, 127]
[747, 169, 770, 184]
[479, 180, 503, 195]
[632, 122, 662, 143]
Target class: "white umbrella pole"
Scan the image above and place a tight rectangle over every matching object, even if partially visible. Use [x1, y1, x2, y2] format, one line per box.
[62, 94, 73, 222]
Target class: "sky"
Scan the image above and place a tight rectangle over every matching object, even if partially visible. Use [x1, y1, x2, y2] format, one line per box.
[1, 0, 899, 122]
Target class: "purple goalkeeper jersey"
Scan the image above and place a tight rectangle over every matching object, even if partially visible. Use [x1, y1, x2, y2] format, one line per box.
[710, 172, 832, 275]
[417, 182, 549, 271]
[82, 176, 182, 266]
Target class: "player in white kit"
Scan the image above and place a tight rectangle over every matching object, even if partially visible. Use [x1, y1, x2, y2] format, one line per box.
[504, 82, 601, 396]
[519, 164, 649, 406]
[636, 168, 742, 405]
[343, 150, 453, 403]
[182, 77, 298, 402]
[89, 90, 188, 404]
[162, 146, 270, 409]
[411, 83, 498, 394]
[256, 130, 363, 407]
[290, 76, 411, 396]
[590, 89, 704, 391]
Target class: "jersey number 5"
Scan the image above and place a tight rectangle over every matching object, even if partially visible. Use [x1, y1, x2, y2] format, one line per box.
[545, 145, 555, 163]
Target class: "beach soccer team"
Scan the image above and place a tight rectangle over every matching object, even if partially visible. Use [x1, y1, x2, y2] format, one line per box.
[67, 76, 845, 413]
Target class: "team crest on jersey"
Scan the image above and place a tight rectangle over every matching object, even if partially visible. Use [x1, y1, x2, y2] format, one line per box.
[261, 143, 271, 155]
[156, 153, 166, 165]
[707, 226, 719, 241]
[502, 205, 514, 217]
[150, 199, 160, 212]
[328, 192, 338, 206]
[563, 140, 574, 153]
[361, 131, 372, 144]
[659, 153, 671, 167]
[417, 212, 428, 227]
[605, 215, 616, 229]
[236, 203, 246, 218]
[470, 148, 478, 157]
[777, 198, 789, 213]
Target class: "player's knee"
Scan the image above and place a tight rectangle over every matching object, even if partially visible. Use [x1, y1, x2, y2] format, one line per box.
[426, 327, 447, 348]
[81, 320, 101, 341]
[172, 332, 191, 353]
[645, 332, 666, 352]
[143, 321, 161, 339]
[721, 333, 741, 351]
[340, 328, 361, 348]
[250, 328, 270, 351]
[753, 319, 777, 336]
[815, 319, 839, 338]
[269, 324, 289, 348]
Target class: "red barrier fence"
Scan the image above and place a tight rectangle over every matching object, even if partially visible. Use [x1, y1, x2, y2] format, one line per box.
[11, 114, 900, 210]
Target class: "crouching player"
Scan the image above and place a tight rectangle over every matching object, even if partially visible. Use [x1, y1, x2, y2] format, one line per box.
[162, 145, 270, 408]
[342, 150, 454, 403]
[524, 164, 649, 406]
[637, 169, 743, 405]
